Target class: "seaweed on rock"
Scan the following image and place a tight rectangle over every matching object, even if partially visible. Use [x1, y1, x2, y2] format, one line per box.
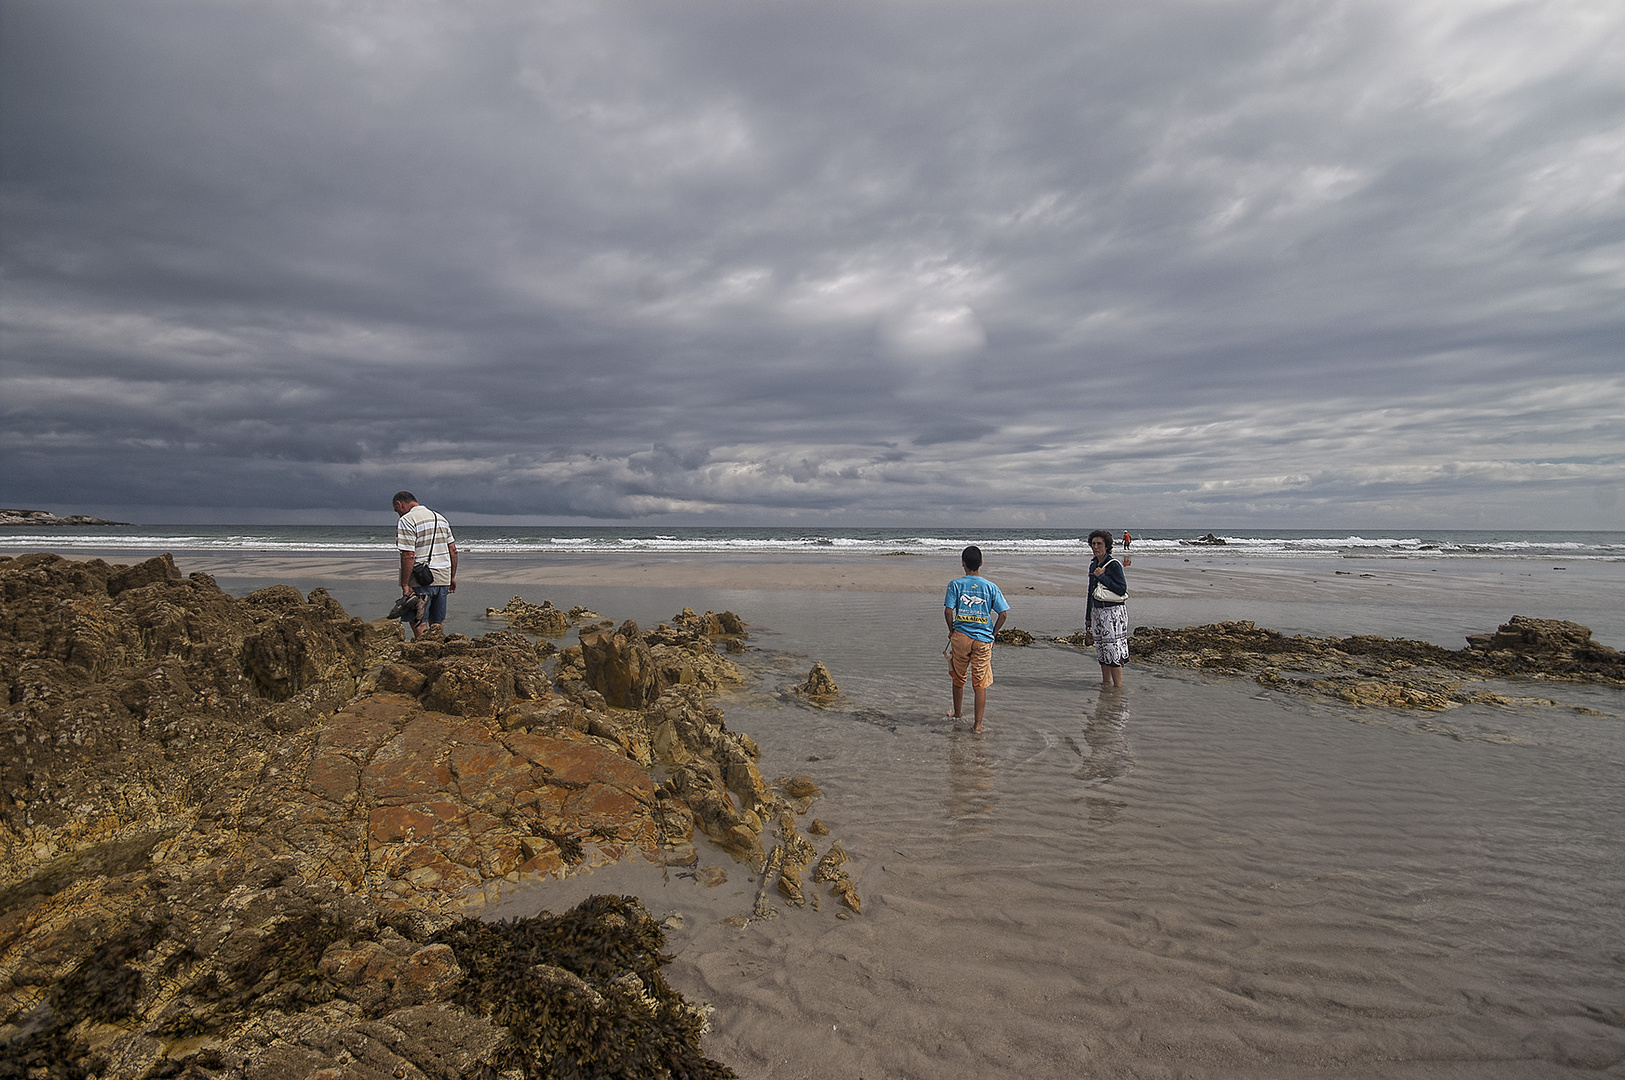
[435, 894, 734, 1080]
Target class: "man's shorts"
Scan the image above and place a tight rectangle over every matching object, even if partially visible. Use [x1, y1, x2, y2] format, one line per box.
[949, 630, 994, 690]
[406, 585, 449, 626]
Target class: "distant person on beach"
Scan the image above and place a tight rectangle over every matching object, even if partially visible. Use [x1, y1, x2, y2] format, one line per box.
[1085, 529, 1128, 688]
[393, 491, 457, 639]
[945, 545, 1010, 733]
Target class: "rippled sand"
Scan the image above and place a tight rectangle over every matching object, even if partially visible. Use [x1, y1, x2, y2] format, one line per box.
[487, 585, 1623, 1079]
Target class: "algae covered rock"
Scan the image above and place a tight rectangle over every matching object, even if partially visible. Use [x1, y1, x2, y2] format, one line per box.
[1132, 616, 1625, 710]
[435, 894, 733, 1079]
[0, 857, 730, 1080]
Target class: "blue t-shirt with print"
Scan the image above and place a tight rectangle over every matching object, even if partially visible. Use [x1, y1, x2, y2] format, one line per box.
[945, 574, 1010, 643]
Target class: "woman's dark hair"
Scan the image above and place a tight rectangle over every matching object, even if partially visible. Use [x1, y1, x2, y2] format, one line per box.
[1087, 529, 1113, 553]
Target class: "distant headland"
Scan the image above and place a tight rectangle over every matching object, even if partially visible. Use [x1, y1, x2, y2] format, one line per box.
[0, 507, 131, 526]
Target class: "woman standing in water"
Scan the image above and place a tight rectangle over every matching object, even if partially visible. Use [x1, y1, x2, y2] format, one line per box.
[1086, 529, 1129, 689]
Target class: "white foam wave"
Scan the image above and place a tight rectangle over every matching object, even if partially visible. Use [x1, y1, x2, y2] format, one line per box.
[2, 530, 1618, 559]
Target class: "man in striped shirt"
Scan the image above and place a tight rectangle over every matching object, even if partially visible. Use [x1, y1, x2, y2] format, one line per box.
[393, 491, 458, 639]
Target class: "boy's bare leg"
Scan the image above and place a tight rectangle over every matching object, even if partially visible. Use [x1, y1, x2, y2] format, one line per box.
[972, 685, 988, 732]
[951, 684, 964, 719]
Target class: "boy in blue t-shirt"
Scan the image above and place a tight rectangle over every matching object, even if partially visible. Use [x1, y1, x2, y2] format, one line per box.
[944, 545, 1010, 733]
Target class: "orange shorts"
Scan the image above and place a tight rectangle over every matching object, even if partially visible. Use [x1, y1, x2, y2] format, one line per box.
[949, 631, 994, 690]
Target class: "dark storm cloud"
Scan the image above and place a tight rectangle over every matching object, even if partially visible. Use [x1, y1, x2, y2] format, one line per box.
[3, 0, 1622, 526]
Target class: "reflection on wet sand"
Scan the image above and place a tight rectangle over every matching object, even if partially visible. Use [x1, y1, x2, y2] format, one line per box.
[1077, 690, 1132, 823]
[1077, 690, 1132, 787]
[944, 726, 997, 827]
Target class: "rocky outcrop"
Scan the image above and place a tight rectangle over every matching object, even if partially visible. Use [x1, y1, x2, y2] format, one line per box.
[0, 861, 727, 1079]
[578, 620, 663, 709]
[1124, 617, 1624, 709]
[0, 508, 130, 527]
[0, 555, 853, 1079]
[812, 841, 862, 914]
[651, 690, 779, 869]
[665, 606, 746, 640]
[994, 628, 1034, 645]
[0, 553, 368, 869]
[1464, 615, 1618, 663]
[794, 662, 840, 701]
[644, 611, 748, 685]
[485, 596, 576, 636]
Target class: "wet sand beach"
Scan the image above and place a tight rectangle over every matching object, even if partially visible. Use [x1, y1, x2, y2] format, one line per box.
[161, 546, 1625, 649]
[23, 542, 1625, 1076]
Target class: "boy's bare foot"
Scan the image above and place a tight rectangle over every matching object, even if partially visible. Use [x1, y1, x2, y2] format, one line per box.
[971, 722, 983, 733]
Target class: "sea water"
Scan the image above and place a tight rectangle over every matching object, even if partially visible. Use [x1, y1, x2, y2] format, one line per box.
[484, 585, 1625, 1079]
[4, 523, 1623, 561]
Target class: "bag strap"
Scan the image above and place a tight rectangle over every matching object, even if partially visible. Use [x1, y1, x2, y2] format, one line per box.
[418, 512, 444, 571]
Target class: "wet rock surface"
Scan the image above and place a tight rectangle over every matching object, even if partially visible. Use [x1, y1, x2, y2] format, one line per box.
[793, 662, 840, 701]
[485, 596, 576, 637]
[0, 557, 854, 1079]
[1124, 616, 1625, 709]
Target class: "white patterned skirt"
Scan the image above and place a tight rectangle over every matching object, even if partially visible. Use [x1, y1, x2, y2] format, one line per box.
[1090, 603, 1129, 667]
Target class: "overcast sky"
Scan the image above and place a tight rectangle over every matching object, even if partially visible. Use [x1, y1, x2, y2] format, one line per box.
[2, 0, 1622, 528]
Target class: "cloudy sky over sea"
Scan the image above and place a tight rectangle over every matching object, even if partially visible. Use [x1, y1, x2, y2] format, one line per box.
[2, 1, 1622, 528]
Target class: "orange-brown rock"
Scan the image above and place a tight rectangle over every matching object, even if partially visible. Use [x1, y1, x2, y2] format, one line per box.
[0, 553, 817, 1078]
[578, 620, 662, 709]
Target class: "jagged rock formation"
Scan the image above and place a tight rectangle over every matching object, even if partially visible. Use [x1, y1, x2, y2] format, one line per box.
[0, 552, 369, 873]
[793, 662, 840, 701]
[1124, 617, 1623, 709]
[665, 606, 746, 639]
[812, 841, 862, 914]
[485, 596, 573, 636]
[0, 555, 852, 1079]
[578, 620, 664, 709]
[554, 611, 745, 707]
[644, 611, 749, 679]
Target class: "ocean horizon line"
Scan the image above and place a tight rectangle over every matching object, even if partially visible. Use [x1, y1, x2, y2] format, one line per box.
[3, 524, 1622, 561]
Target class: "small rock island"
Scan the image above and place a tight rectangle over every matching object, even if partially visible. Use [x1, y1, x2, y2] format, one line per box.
[0, 508, 130, 527]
